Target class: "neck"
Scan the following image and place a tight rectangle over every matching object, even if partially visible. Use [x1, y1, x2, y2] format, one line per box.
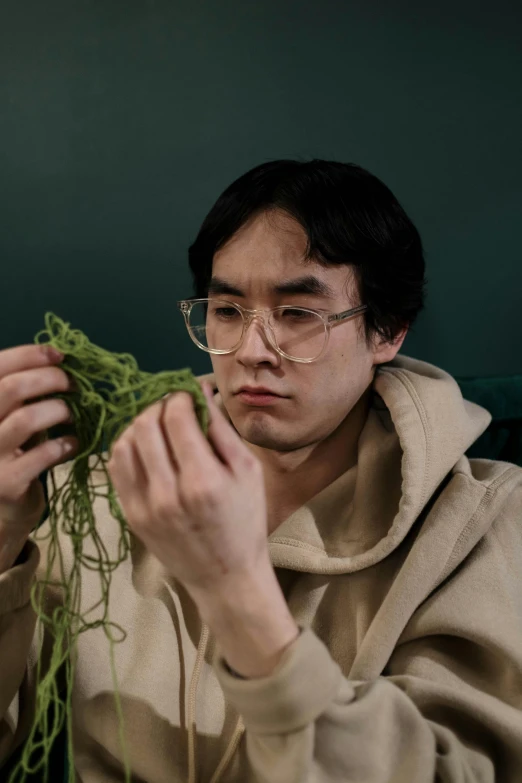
[253, 388, 371, 535]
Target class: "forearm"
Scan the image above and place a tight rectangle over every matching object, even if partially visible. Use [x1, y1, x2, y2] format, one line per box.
[212, 629, 504, 783]
[0, 527, 30, 575]
[190, 559, 299, 678]
[0, 538, 40, 768]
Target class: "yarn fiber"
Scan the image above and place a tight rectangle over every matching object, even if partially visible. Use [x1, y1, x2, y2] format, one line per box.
[8, 312, 209, 783]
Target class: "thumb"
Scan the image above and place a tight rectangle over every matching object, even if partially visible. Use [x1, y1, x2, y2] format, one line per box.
[201, 382, 244, 469]
[202, 381, 215, 410]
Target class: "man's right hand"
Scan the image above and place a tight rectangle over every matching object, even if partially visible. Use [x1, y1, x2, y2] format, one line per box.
[0, 344, 79, 573]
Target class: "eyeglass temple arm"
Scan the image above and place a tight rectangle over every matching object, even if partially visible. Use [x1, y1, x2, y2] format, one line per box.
[328, 304, 368, 323]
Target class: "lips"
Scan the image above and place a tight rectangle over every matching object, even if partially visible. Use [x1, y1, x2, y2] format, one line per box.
[236, 390, 284, 406]
[237, 388, 282, 396]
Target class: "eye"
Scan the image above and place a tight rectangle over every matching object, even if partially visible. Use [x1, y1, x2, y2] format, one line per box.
[281, 308, 315, 320]
[213, 307, 240, 319]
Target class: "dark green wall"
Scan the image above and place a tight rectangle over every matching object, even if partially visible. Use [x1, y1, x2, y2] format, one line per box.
[1, 0, 521, 378]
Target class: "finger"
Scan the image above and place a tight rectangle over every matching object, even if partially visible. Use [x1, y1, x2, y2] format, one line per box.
[163, 392, 219, 477]
[0, 344, 64, 384]
[202, 383, 250, 472]
[107, 437, 148, 522]
[132, 402, 180, 492]
[0, 397, 72, 457]
[0, 365, 72, 427]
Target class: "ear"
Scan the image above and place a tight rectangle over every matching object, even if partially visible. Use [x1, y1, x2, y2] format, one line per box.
[371, 326, 408, 366]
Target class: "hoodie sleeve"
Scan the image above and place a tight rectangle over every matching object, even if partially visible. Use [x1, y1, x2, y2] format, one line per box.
[215, 500, 522, 782]
[0, 540, 40, 768]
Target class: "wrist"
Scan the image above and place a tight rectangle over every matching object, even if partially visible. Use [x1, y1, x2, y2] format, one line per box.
[190, 561, 299, 678]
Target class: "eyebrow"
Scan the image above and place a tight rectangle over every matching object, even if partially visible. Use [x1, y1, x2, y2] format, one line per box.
[207, 275, 336, 299]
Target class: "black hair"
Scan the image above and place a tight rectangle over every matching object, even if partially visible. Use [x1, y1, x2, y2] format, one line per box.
[188, 159, 427, 347]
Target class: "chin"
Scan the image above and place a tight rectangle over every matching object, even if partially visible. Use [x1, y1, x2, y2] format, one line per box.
[246, 433, 298, 451]
[237, 419, 303, 452]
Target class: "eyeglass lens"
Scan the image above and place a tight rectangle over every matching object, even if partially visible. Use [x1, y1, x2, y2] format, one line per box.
[187, 299, 327, 361]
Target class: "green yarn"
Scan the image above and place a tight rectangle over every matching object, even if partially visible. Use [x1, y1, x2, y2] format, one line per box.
[8, 312, 209, 783]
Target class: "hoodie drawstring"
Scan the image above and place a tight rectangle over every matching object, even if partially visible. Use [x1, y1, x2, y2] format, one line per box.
[187, 623, 245, 783]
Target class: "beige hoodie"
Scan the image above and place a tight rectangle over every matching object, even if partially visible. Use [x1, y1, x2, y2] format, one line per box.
[1, 354, 522, 782]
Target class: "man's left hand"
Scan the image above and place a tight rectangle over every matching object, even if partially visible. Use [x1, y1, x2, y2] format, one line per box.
[107, 383, 299, 677]
[106, 383, 269, 592]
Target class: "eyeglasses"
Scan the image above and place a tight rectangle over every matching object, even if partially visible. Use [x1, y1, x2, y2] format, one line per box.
[177, 298, 368, 363]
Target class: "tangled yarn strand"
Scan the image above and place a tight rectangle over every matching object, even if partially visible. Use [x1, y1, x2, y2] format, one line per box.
[8, 312, 208, 783]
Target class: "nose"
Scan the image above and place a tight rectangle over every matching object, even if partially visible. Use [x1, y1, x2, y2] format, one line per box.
[234, 314, 281, 367]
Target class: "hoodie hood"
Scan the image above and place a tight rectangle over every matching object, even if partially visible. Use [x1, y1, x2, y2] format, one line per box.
[200, 355, 492, 575]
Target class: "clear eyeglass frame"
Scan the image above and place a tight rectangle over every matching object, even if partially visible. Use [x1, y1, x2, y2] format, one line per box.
[177, 297, 368, 364]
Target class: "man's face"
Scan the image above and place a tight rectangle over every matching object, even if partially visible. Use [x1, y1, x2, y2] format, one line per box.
[209, 209, 404, 453]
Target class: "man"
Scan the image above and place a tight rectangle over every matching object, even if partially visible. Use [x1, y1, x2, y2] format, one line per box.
[1, 159, 522, 781]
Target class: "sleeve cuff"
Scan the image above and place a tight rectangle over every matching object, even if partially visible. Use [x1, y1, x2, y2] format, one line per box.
[214, 627, 348, 735]
[0, 540, 40, 614]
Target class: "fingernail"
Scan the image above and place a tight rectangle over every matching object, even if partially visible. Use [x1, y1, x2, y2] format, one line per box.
[45, 346, 64, 361]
